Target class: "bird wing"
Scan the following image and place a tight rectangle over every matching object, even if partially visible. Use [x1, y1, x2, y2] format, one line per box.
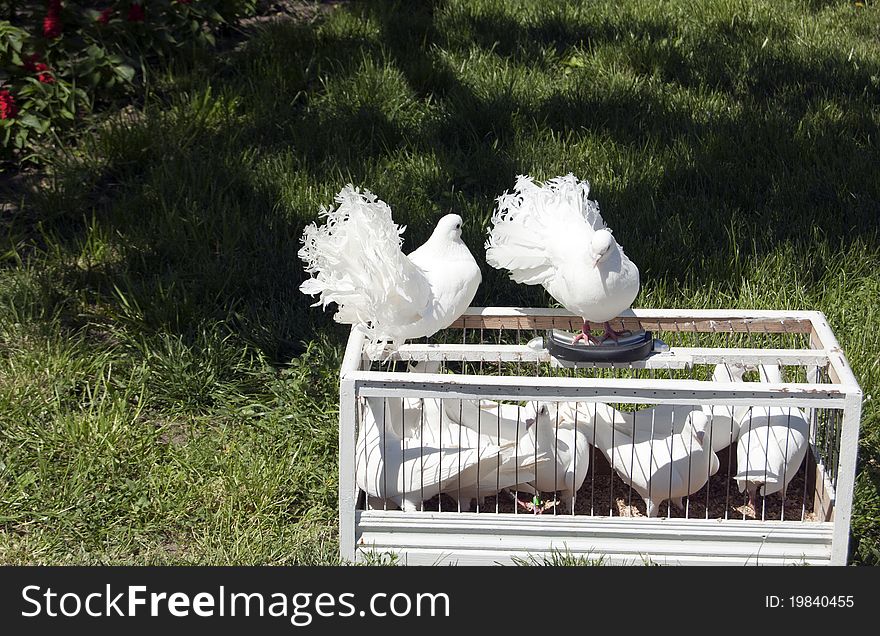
[299, 186, 432, 340]
[486, 174, 604, 286]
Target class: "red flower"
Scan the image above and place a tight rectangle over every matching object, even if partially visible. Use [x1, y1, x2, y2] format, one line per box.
[43, 1, 63, 39]
[0, 90, 18, 120]
[37, 65, 56, 84]
[22, 53, 41, 72]
[127, 3, 145, 22]
[98, 8, 113, 24]
[43, 15, 62, 38]
[20, 55, 56, 83]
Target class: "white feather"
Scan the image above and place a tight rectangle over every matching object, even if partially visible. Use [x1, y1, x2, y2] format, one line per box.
[299, 186, 481, 344]
[590, 410, 720, 517]
[734, 365, 810, 501]
[556, 363, 746, 454]
[358, 396, 545, 511]
[486, 174, 639, 326]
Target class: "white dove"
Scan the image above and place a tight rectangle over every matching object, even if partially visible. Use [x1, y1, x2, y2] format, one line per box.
[485, 174, 640, 344]
[372, 366, 549, 511]
[591, 409, 720, 517]
[557, 363, 747, 454]
[734, 365, 810, 514]
[417, 397, 547, 510]
[700, 362, 749, 449]
[442, 400, 590, 512]
[441, 397, 532, 446]
[515, 403, 591, 511]
[356, 396, 514, 512]
[299, 186, 481, 346]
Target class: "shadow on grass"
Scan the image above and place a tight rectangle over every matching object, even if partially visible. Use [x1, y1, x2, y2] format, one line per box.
[5, 0, 879, 349]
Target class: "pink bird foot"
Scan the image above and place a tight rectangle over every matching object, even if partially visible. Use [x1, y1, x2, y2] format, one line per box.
[571, 321, 603, 345]
[601, 321, 630, 343]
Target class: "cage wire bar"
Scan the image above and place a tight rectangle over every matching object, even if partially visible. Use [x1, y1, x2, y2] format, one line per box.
[338, 308, 862, 566]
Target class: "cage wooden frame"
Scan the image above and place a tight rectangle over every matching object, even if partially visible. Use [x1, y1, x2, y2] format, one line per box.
[338, 307, 862, 566]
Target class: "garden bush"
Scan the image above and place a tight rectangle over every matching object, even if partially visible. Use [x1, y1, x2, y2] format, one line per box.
[0, 0, 257, 167]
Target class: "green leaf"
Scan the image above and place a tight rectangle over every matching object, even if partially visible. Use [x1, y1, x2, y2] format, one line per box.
[115, 64, 136, 83]
[18, 114, 41, 129]
[14, 128, 28, 148]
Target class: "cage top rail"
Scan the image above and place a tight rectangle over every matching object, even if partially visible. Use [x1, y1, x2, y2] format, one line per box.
[444, 307, 857, 390]
[342, 307, 860, 392]
[381, 343, 829, 369]
[346, 370, 853, 406]
[449, 306, 818, 333]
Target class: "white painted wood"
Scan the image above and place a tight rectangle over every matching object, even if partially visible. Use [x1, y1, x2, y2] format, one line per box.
[380, 343, 692, 369]
[340, 327, 367, 376]
[805, 364, 820, 436]
[649, 347, 826, 366]
[808, 311, 861, 390]
[832, 391, 863, 564]
[338, 378, 358, 563]
[338, 307, 861, 566]
[458, 306, 819, 320]
[349, 371, 847, 409]
[355, 511, 834, 566]
[366, 549, 829, 566]
[379, 343, 828, 368]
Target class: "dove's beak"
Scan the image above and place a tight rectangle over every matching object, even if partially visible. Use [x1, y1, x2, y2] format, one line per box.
[591, 254, 601, 268]
[695, 430, 706, 446]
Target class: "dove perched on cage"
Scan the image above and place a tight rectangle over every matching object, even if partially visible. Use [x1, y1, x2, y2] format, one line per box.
[299, 186, 482, 348]
[734, 365, 810, 514]
[590, 409, 721, 517]
[485, 174, 640, 344]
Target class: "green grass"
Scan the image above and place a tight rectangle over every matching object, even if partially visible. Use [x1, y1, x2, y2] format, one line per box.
[1, 0, 878, 564]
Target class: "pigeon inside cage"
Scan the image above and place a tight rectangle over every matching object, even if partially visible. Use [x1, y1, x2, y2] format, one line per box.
[354, 362, 835, 523]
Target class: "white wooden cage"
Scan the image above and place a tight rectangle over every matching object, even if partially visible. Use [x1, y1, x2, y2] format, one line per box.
[338, 308, 862, 566]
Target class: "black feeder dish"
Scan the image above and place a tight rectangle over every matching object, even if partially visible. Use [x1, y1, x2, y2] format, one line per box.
[544, 328, 656, 363]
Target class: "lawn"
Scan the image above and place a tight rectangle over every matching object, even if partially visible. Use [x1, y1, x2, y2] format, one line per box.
[0, 0, 878, 565]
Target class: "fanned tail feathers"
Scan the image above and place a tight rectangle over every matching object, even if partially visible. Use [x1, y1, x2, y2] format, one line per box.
[299, 186, 429, 339]
[485, 174, 605, 285]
